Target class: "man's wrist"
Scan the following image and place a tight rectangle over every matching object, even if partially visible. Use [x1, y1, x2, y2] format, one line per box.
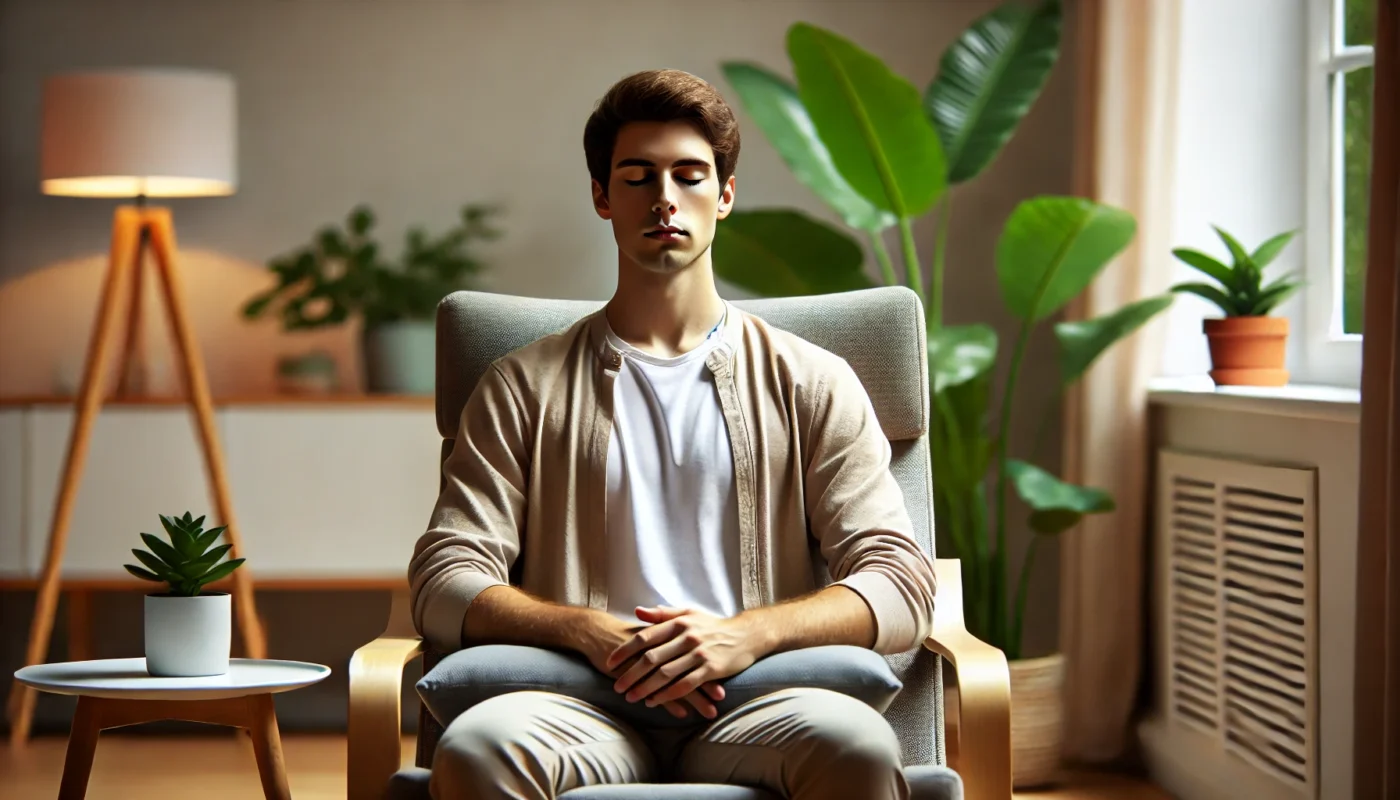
[732, 609, 779, 661]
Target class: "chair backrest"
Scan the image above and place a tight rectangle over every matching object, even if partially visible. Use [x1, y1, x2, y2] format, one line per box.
[434, 285, 944, 767]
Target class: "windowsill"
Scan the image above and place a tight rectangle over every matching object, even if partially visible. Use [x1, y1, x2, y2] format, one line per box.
[1148, 375, 1361, 424]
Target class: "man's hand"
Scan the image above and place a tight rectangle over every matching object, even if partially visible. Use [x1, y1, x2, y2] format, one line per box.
[606, 606, 769, 710]
[575, 609, 726, 720]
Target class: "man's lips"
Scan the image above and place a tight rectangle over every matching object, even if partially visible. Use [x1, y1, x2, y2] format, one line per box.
[645, 227, 687, 240]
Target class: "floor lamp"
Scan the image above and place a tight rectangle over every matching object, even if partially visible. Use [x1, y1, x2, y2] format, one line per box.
[6, 68, 268, 747]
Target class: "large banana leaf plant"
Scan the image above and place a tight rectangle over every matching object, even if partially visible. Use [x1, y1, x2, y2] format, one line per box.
[713, 0, 1174, 660]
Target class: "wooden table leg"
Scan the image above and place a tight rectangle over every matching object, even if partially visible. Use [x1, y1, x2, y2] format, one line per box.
[246, 694, 291, 800]
[58, 697, 102, 800]
[50, 694, 291, 799]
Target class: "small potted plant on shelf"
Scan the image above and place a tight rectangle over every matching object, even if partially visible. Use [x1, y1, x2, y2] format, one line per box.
[241, 202, 504, 395]
[124, 512, 245, 677]
[1171, 225, 1303, 386]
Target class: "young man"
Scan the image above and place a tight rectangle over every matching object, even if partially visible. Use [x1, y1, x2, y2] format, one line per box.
[409, 68, 936, 800]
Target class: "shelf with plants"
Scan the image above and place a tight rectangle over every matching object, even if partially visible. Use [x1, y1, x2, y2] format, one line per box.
[241, 203, 504, 395]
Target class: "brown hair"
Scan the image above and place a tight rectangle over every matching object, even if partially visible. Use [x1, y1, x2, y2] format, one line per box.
[583, 69, 740, 196]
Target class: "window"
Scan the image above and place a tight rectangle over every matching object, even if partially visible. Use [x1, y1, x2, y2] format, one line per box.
[1303, 0, 1374, 386]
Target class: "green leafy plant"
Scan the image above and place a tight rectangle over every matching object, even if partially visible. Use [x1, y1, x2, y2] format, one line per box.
[1170, 226, 1302, 316]
[714, 0, 1175, 659]
[123, 512, 245, 597]
[242, 203, 503, 331]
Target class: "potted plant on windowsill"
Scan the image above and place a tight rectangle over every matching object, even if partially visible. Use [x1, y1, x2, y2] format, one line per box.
[241, 203, 504, 395]
[1170, 225, 1302, 387]
[124, 512, 245, 677]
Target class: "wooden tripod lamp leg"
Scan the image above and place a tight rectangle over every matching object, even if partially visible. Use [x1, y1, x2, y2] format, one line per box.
[7, 207, 143, 748]
[144, 207, 267, 661]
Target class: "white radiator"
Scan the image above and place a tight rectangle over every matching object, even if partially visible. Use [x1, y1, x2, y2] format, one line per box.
[1157, 450, 1318, 798]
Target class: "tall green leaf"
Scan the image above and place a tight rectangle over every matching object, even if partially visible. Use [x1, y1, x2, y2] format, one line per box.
[924, 0, 1062, 183]
[1171, 248, 1238, 290]
[712, 210, 872, 297]
[929, 324, 998, 393]
[995, 197, 1137, 322]
[1006, 459, 1114, 536]
[787, 23, 946, 217]
[721, 62, 896, 232]
[1054, 294, 1174, 384]
[1171, 282, 1238, 315]
[1251, 229, 1297, 268]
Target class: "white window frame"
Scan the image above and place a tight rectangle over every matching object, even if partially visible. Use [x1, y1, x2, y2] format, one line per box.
[1302, 0, 1374, 388]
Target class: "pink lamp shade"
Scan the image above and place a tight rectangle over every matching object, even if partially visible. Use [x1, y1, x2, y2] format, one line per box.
[40, 68, 237, 198]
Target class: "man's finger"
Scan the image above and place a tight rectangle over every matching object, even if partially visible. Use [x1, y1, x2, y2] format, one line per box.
[635, 605, 690, 623]
[615, 635, 695, 696]
[663, 700, 689, 719]
[607, 619, 682, 671]
[650, 664, 712, 709]
[682, 689, 717, 720]
[626, 650, 703, 704]
[701, 681, 725, 702]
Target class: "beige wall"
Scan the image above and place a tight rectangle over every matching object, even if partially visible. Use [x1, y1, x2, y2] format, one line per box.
[0, 0, 1079, 728]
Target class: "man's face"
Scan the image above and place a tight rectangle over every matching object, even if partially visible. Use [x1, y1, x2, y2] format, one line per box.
[592, 120, 736, 275]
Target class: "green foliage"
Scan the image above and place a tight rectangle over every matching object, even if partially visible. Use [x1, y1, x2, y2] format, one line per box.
[1169, 226, 1303, 317]
[924, 0, 1062, 184]
[242, 203, 503, 331]
[717, 0, 1174, 659]
[123, 512, 244, 597]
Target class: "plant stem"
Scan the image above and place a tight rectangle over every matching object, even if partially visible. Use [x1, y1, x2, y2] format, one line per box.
[993, 317, 1034, 649]
[897, 217, 926, 301]
[930, 199, 952, 330]
[870, 229, 898, 286]
[1009, 534, 1042, 661]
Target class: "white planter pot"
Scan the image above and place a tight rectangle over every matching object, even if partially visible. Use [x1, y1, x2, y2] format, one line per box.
[143, 592, 232, 677]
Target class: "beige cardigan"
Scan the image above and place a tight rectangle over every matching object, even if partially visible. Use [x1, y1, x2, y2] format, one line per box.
[408, 302, 936, 656]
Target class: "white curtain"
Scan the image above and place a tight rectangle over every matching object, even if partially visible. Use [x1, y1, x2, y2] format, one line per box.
[1059, 0, 1183, 764]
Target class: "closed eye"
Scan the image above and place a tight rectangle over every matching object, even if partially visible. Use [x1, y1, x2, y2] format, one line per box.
[625, 176, 704, 187]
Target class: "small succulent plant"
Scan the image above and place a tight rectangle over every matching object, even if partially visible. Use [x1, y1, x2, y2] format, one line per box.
[1170, 225, 1304, 317]
[124, 512, 245, 597]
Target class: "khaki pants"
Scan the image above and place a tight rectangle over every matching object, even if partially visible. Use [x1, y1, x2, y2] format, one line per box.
[429, 687, 910, 800]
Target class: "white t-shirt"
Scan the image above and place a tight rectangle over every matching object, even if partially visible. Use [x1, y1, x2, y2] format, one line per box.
[603, 311, 744, 623]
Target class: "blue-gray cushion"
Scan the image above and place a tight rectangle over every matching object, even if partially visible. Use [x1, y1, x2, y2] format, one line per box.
[385, 766, 961, 800]
[416, 644, 902, 730]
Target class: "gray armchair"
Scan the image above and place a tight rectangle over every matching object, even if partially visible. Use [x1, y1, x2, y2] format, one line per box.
[348, 286, 1011, 800]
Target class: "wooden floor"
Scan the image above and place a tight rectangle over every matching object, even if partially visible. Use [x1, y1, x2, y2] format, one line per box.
[0, 732, 1173, 799]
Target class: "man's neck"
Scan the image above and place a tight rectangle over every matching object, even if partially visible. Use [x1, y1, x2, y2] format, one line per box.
[605, 257, 726, 359]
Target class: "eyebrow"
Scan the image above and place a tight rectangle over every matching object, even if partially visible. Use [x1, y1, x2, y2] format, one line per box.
[614, 158, 712, 169]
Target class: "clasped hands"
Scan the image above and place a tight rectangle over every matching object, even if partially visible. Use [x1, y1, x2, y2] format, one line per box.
[581, 605, 763, 721]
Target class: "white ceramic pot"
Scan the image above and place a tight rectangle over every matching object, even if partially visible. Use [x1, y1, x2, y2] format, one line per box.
[143, 592, 232, 677]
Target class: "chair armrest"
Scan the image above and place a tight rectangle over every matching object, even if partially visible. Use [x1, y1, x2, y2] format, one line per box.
[923, 558, 1011, 800]
[348, 589, 425, 800]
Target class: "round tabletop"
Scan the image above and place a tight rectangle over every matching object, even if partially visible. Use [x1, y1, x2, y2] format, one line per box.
[13, 658, 331, 701]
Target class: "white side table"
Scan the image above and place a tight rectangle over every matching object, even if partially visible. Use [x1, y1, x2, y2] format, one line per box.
[13, 657, 331, 799]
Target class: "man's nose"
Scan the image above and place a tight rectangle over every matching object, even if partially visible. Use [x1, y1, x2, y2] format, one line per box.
[652, 182, 678, 219]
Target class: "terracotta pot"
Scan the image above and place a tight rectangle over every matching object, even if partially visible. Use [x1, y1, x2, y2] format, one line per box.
[1010, 653, 1065, 788]
[1204, 316, 1289, 386]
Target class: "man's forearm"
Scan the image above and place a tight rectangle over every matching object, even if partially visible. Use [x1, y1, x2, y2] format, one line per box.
[735, 584, 876, 659]
[462, 584, 595, 652]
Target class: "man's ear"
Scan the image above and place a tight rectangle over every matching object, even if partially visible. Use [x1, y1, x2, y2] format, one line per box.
[592, 179, 612, 220]
[716, 175, 736, 221]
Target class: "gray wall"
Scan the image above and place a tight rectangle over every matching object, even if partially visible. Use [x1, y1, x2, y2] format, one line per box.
[0, 0, 1079, 731]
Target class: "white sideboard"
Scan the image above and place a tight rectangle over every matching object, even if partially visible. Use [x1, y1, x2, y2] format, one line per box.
[0, 397, 444, 587]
